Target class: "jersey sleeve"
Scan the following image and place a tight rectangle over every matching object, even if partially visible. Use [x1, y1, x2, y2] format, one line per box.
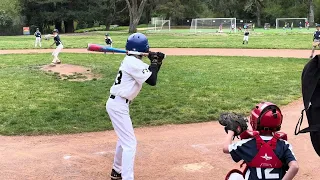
[228, 138, 255, 163]
[281, 141, 296, 165]
[122, 58, 152, 85]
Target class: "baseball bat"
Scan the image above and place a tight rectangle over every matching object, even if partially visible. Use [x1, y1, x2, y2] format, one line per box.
[87, 44, 149, 56]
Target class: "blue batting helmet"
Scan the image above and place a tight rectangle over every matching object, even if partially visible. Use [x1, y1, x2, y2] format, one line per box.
[125, 33, 149, 52]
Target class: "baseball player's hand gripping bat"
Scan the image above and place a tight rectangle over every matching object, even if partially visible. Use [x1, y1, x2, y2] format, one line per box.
[87, 44, 149, 56]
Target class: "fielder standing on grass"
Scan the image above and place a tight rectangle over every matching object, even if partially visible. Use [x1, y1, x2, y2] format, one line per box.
[105, 33, 113, 47]
[50, 29, 63, 65]
[243, 29, 249, 45]
[310, 24, 320, 58]
[34, 28, 42, 48]
[106, 33, 165, 180]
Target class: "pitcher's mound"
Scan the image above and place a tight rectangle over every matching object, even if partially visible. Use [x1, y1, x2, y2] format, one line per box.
[41, 64, 100, 81]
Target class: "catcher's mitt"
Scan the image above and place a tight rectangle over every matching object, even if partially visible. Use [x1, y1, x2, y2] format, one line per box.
[219, 112, 248, 136]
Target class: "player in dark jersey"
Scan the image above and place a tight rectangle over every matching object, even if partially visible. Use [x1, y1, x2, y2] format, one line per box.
[50, 29, 63, 65]
[243, 29, 249, 45]
[310, 24, 320, 58]
[105, 33, 113, 47]
[223, 102, 299, 180]
[34, 28, 42, 48]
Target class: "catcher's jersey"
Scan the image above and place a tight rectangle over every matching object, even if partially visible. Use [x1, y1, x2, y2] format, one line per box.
[229, 136, 296, 180]
[314, 31, 320, 40]
[110, 55, 152, 101]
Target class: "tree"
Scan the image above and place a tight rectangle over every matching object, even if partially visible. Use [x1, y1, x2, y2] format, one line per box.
[125, 0, 147, 33]
[244, 0, 264, 27]
[309, 0, 315, 25]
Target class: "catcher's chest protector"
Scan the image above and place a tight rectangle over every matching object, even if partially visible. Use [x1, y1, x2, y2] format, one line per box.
[241, 131, 287, 168]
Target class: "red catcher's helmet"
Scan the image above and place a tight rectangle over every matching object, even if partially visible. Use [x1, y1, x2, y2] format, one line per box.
[250, 102, 283, 132]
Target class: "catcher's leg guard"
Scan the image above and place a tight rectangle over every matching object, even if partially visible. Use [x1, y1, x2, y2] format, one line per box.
[225, 169, 245, 180]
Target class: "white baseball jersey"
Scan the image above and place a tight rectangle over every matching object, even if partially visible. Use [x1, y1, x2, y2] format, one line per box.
[110, 55, 152, 101]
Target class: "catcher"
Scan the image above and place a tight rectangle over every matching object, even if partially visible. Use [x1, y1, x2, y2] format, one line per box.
[219, 102, 299, 180]
[310, 24, 320, 58]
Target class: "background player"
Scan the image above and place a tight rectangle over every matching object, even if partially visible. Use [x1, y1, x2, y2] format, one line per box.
[34, 28, 42, 48]
[105, 33, 113, 47]
[219, 24, 223, 33]
[220, 102, 299, 180]
[310, 24, 320, 58]
[106, 33, 165, 180]
[50, 29, 63, 65]
[231, 23, 235, 33]
[243, 29, 249, 45]
[299, 21, 302, 29]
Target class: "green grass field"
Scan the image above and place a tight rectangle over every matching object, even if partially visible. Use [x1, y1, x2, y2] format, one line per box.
[0, 29, 316, 50]
[0, 53, 304, 135]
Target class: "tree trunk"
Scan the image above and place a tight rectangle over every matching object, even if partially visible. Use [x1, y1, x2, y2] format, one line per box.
[256, 3, 261, 27]
[126, 0, 147, 33]
[105, 19, 112, 31]
[64, 20, 74, 33]
[309, 0, 315, 26]
[129, 16, 139, 33]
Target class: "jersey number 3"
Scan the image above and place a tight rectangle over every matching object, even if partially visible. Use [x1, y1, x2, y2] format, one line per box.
[114, 71, 122, 85]
[256, 168, 279, 179]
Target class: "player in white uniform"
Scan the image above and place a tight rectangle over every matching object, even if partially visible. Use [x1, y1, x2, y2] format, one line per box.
[50, 29, 63, 65]
[106, 33, 165, 180]
[34, 28, 42, 48]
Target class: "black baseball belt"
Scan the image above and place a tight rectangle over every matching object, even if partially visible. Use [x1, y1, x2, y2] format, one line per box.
[110, 95, 130, 104]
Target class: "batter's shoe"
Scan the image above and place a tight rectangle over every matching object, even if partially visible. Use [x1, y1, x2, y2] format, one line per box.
[56, 61, 61, 64]
[110, 169, 122, 180]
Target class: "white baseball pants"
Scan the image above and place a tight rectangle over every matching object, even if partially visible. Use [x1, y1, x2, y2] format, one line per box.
[35, 37, 41, 47]
[228, 173, 245, 180]
[243, 36, 249, 42]
[52, 44, 63, 63]
[106, 96, 136, 180]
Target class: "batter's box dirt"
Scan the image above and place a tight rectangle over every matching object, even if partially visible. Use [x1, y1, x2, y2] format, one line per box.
[41, 64, 101, 81]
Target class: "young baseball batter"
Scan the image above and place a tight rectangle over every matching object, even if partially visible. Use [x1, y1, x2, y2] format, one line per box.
[220, 102, 299, 180]
[34, 28, 42, 48]
[243, 29, 249, 45]
[50, 29, 63, 65]
[106, 33, 165, 180]
[105, 33, 113, 47]
[310, 24, 320, 58]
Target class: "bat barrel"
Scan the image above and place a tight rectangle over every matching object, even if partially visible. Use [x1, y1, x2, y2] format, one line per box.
[87, 44, 104, 52]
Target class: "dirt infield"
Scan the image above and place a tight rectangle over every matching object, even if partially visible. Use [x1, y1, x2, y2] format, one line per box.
[0, 48, 320, 58]
[0, 49, 319, 180]
[41, 64, 100, 81]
